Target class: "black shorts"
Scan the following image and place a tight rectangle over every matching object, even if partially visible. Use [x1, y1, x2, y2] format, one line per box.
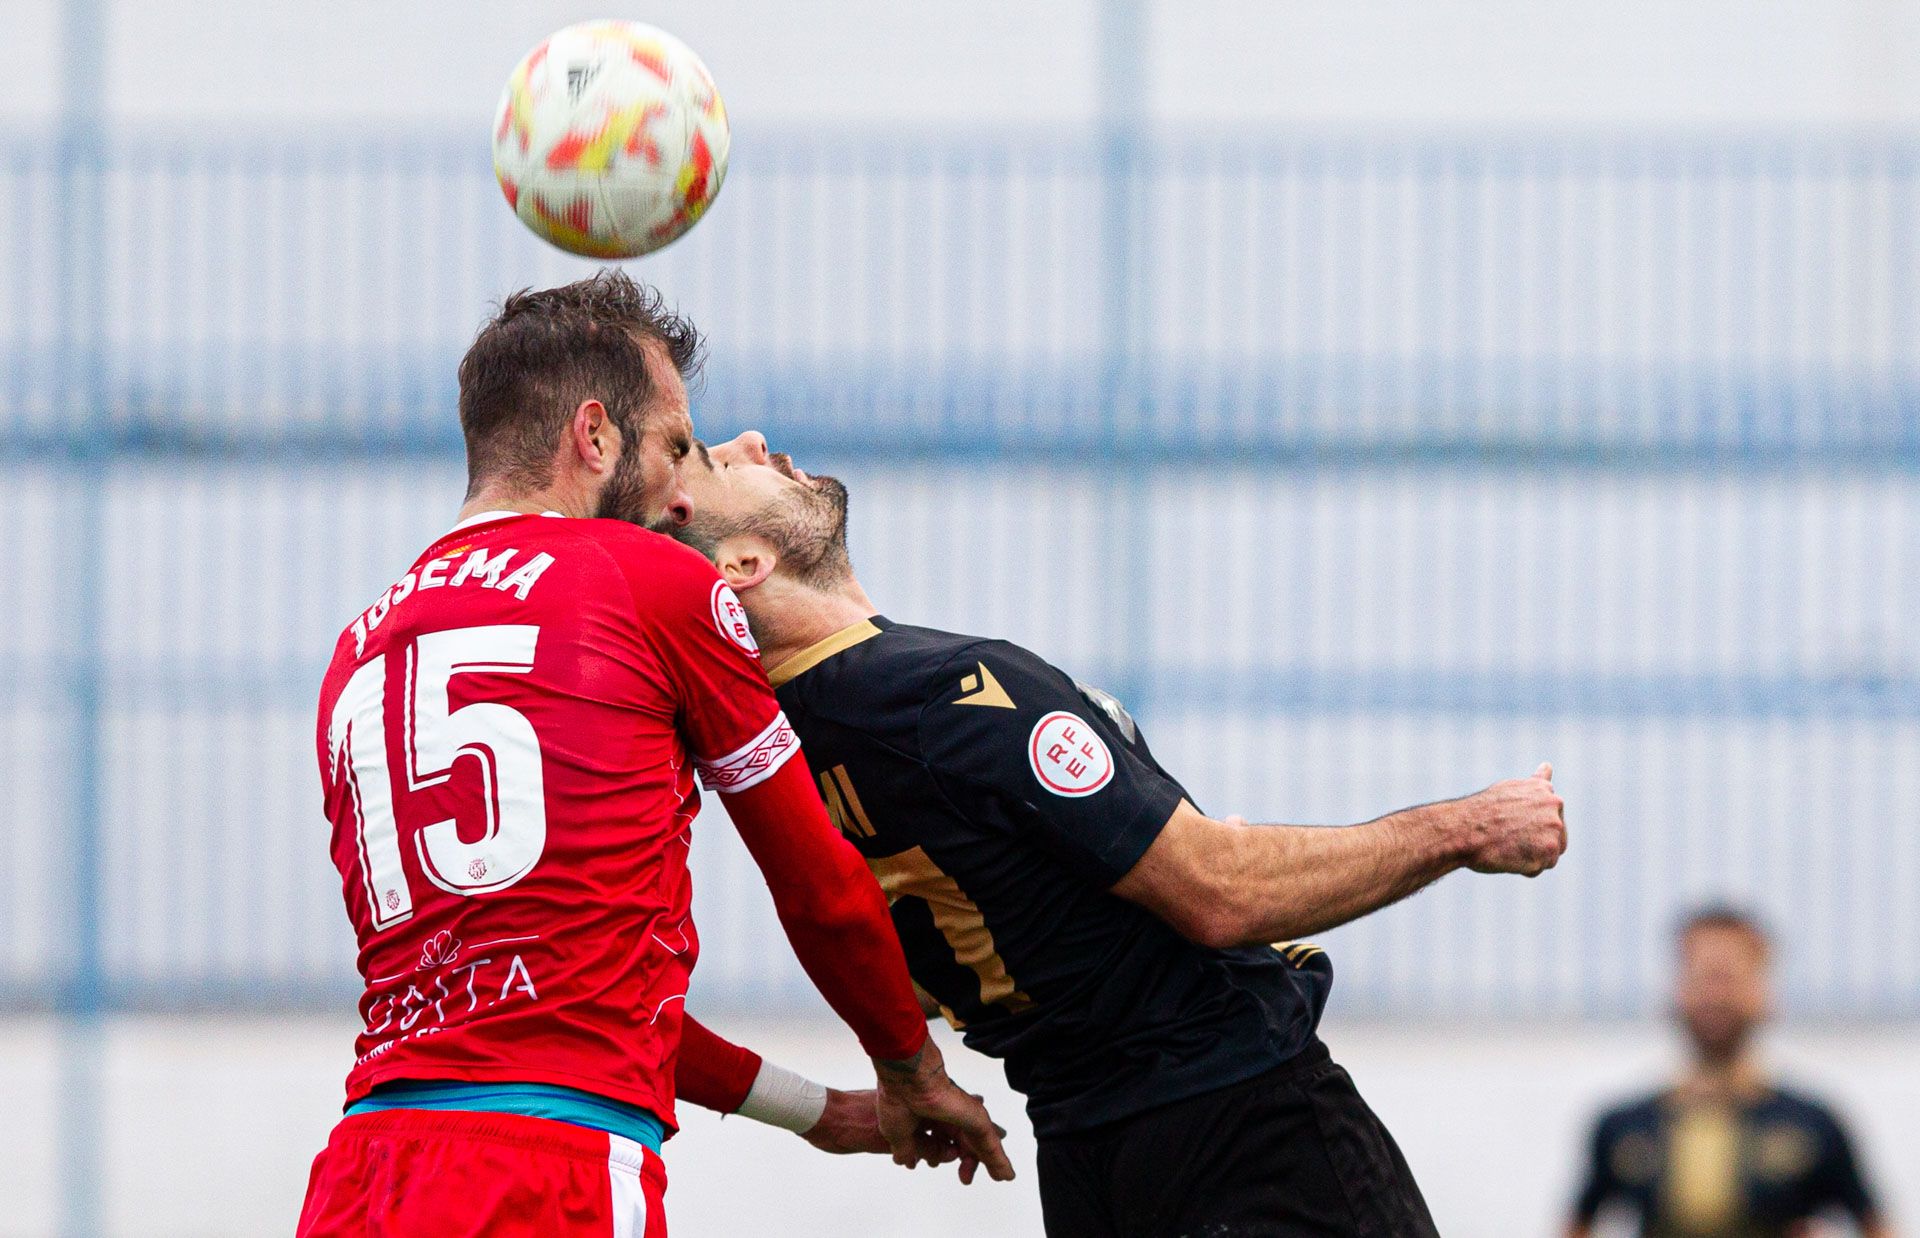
[1034, 1041, 1439, 1238]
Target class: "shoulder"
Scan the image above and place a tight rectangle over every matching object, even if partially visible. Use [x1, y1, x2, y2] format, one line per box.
[1593, 1090, 1666, 1136]
[906, 634, 1123, 789]
[923, 630, 1024, 683]
[564, 520, 716, 576]
[1763, 1085, 1852, 1133]
[537, 523, 751, 654]
[1582, 1092, 1667, 1193]
[885, 630, 1088, 731]
[901, 632, 1075, 704]
[785, 622, 1093, 749]
[789, 621, 993, 723]
[878, 621, 1000, 671]
[561, 521, 729, 605]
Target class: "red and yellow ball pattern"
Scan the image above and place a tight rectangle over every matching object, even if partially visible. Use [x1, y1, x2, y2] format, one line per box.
[492, 21, 730, 260]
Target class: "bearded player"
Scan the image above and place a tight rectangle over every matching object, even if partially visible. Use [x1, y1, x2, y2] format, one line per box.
[1568, 907, 1889, 1238]
[660, 430, 1570, 1236]
[299, 275, 1010, 1238]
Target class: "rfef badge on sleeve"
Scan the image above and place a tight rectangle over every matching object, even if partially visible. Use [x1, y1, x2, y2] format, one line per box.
[1028, 711, 1114, 797]
[709, 580, 759, 657]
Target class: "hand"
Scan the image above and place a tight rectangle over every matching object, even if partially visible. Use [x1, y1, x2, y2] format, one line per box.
[797, 1088, 970, 1176]
[1459, 762, 1567, 876]
[799, 1087, 892, 1156]
[874, 1037, 1016, 1182]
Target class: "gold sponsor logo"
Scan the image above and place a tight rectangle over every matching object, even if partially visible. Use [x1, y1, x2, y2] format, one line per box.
[953, 663, 1016, 710]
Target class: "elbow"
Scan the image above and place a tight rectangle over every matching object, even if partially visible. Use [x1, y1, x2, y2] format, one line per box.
[1190, 914, 1246, 951]
[778, 890, 881, 943]
[1119, 806, 1272, 949]
[1165, 891, 1314, 949]
[771, 871, 892, 944]
[1164, 896, 1252, 950]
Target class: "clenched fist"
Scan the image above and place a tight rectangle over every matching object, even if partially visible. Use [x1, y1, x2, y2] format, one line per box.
[1458, 762, 1567, 876]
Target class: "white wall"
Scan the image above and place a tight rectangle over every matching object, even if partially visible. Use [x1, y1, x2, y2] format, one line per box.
[103, 1, 1103, 128]
[0, 1015, 1913, 1238]
[10, 0, 1920, 129]
[1152, 0, 1920, 128]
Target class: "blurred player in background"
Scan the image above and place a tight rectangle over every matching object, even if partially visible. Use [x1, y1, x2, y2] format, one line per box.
[299, 275, 1008, 1238]
[1568, 906, 1892, 1238]
[660, 429, 1570, 1237]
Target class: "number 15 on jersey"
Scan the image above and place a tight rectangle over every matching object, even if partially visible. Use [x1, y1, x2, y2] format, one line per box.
[326, 625, 551, 932]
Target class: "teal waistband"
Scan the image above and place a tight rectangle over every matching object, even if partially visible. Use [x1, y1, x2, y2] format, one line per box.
[346, 1080, 666, 1153]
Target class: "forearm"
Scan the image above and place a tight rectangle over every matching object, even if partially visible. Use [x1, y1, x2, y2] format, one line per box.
[1115, 797, 1474, 949]
[1117, 770, 1564, 949]
[676, 1014, 763, 1114]
[677, 1014, 841, 1136]
[723, 756, 929, 1063]
[763, 874, 929, 1063]
[1211, 801, 1466, 944]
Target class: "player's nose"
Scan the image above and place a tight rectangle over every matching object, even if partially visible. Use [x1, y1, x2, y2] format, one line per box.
[730, 430, 770, 465]
[659, 481, 694, 528]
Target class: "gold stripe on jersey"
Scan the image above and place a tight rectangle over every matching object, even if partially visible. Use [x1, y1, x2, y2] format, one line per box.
[1667, 1102, 1742, 1232]
[869, 846, 1034, 1017]
[767, 619, 883, 687]
[1273, 940, 1324, 965]
[818, 768, 857, 837]
[818, 764, 877, 838]
[832, 765, 878, 838]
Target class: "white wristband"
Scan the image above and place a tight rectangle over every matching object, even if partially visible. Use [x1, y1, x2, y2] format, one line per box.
[735, 1060, 829, 1134]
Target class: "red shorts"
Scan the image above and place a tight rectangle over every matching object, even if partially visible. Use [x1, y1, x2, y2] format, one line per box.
[297, 1109, 667, 1238]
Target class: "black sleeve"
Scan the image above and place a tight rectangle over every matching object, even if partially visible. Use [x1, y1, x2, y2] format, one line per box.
[1808, 1106, 1880, 1223]
[1572, 1113, 1622, 1225]
[917, 641, 1185, 886]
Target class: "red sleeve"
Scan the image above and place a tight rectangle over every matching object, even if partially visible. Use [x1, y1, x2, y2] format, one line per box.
[623, 536, 928, 1062]
[724, 746, 930, 1063]
[676, 1015, 762, 1114]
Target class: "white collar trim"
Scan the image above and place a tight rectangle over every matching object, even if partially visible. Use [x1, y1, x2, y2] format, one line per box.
[448, 509, 565, 535]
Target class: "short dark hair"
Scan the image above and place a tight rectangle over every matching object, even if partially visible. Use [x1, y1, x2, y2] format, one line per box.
[456, 270, 704, 496]
[1678, 904, 1772, 956]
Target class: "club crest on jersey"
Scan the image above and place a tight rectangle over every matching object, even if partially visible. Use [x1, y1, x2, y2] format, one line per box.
[1028, 711, 1114, 797]
[709, 580, 759, 657]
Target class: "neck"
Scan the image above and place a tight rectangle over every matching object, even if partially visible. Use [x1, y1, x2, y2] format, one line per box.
[755, 573, 880, 674]
[1681, 1047, 1761, 1100]
[459, 480, 592, 524]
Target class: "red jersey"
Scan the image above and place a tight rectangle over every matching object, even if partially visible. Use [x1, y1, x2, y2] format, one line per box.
[316, 512, 801, 1126]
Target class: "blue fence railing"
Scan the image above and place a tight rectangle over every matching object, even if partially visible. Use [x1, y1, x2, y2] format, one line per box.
[7, 131, 1920, 456]
[3, 130, 1918, 1024]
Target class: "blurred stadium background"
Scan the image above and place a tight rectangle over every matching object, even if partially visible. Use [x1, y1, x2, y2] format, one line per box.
[3, 1, 1918, 1234]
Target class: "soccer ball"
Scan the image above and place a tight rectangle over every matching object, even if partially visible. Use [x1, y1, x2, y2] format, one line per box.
[492, 20, 730, 260]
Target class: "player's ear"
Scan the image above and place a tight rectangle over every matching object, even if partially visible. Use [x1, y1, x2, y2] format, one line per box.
[714, 533, 778, 593]
[570, 399, 612, 472]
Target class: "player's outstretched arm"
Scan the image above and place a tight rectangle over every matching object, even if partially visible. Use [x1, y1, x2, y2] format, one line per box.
[641, 543, 1013, 1180]
[722, 757, 1016, 1182]
[677, 1015, 929, 1160]
[672, 962, 980, 1173]
[1112, 764, 1567, 948]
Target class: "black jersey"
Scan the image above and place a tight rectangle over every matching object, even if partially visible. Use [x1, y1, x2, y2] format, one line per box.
[770, 616, 1331, 1137]
[1573, 1084, 1880, 1237]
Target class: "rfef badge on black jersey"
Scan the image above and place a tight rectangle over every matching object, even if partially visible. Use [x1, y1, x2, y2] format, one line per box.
[771, 616, 1332, 1137]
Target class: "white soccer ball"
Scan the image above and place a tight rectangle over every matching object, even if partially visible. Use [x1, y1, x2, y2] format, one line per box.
[492, 20, 730, 259]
